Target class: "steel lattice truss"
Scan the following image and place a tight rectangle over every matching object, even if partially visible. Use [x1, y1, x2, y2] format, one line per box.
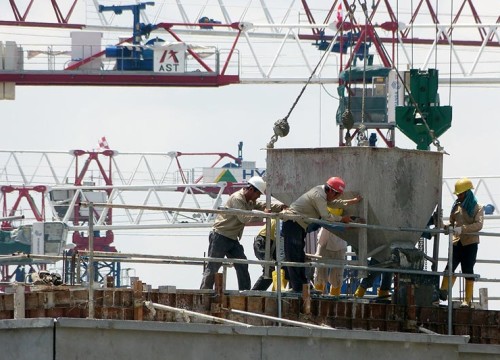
[0, 150, 246, 228]
[0, 149, 499, 229]
[0, 0, 498, 85]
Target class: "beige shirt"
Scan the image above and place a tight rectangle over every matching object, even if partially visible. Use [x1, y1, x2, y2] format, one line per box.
[285, 185, 350, 230]
[450, 203, 484, 246]
[213, 189, 282, 241]
[317, 227, 347, 251]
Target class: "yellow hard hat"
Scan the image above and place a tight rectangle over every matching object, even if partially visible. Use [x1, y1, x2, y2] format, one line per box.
[454, 178, 474, 195]
[327, 206, 343, 216]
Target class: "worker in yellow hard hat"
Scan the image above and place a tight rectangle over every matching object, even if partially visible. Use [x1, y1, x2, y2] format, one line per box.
[439, 177, 484, 308]
[251, 218, 288, 291]
[313, 207, 348, 297]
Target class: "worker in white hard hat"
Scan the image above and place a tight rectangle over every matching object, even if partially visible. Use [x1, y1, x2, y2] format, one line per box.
[200, 176, 286, 290]
[439, 177, 484, 308]
[282, 177, 362, 294]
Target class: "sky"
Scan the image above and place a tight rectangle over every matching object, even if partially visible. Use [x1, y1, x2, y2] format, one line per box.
[1, 0, 499, 309]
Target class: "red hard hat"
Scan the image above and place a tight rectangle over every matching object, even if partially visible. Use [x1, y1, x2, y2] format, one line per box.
[326, 177, 345, 194]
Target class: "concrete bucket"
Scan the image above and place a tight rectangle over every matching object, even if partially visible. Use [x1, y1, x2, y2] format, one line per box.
[266, 147, 443, 262]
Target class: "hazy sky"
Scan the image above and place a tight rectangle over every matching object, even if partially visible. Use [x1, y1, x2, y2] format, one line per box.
[1, 0, 499, 308]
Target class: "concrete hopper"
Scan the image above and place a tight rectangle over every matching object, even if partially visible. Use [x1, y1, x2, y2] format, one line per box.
[266, 147, 442, 262]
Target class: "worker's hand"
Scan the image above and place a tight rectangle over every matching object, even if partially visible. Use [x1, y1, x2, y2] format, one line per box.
[341, 215, 352, 223]
[351, 216, 366, 224]
[443, 224, 450, 235]
[453, 226, 462, 235]
[353, 195, 363, 203]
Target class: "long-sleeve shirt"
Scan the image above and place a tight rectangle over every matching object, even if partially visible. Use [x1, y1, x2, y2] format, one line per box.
[450, 203, 484, 246]
[317, 227, 347, 251]
[285, 185, 350, 230]
[212, 189, 283, 241]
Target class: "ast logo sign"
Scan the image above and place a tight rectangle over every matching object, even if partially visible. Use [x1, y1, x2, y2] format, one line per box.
[154, 43, 187, 73]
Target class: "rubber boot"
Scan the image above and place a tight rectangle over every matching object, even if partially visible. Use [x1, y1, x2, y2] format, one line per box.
[272, 270, 287, 291]
[281, 270, 288, 290]
[271, 271, 277, 291]
[314, 283, 325, 293]
[461, 279, 474, 308]
[329, 286, 341, 297]
[439, 275, 456, 301]
[354, 286, 366, 298]
[377, 288, 390, 298]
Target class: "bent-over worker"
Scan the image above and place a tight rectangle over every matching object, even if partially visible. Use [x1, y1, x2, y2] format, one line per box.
[282, 177, 362, 293]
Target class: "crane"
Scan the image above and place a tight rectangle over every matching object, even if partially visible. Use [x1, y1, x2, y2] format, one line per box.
[0, 0, 499, 285]
[0, 1, 498, 87]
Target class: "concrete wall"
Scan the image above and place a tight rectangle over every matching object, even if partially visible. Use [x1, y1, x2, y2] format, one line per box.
[0, 318, 498, 360]
[267, 147, 443, 261]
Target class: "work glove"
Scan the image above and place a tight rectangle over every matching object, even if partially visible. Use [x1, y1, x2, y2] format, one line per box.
[350, 216, 366, 224]
[453, 226, 462, 235]
[341, 215, 351, 223]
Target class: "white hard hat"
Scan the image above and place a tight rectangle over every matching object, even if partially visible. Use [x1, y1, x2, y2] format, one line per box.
[247, 176, 266, 194]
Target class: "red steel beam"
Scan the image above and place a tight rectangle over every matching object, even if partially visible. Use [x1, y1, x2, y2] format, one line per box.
[0, 72, 240, 87]
[0, 20, 84, 29]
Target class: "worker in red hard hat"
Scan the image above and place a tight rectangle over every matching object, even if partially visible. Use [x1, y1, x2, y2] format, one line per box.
[326, 176, 345, 194]
[200, 176, 286, 291]
[281, 176, 362, 294]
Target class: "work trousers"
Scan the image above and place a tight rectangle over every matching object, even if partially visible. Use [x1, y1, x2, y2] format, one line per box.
[445, 241, 478, 278]
[251, 235, 275, 291]
[313, 245, 346, 289]
[360, 258, 393, 291]
[283, 220, 307, 292]
[200, 231, 250, 290]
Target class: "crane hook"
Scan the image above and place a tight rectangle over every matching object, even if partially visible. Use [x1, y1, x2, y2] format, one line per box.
[266, 118, 290, 149]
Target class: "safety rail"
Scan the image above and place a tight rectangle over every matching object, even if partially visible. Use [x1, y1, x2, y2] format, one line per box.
[0, 43, 235, 74]
[0, 203, 486, 334]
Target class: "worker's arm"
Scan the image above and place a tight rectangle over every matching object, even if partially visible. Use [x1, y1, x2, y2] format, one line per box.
[226, 195, 262, 224]
[315, 197, 351, 223]
[330, 195, 362, 207]
[344, 195, 362, 206]
[254, 200, 287, 213]
[461, 205, 484, 234]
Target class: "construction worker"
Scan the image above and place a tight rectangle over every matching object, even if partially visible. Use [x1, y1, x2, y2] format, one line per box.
[251, 218, 288, 291]
[313, 206, 358, 297]
[440, 177, 484, 308]
[200, 176, 286, 290]
[282, 177, 362, 293]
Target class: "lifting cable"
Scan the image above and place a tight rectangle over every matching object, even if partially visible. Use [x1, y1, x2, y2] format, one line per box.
[448, 0, 453, 106]
[357, 0, 370, 146]
[341, 2, 358, 146]
[265, 49, 330, 149]
[266, 2, 357, 149]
